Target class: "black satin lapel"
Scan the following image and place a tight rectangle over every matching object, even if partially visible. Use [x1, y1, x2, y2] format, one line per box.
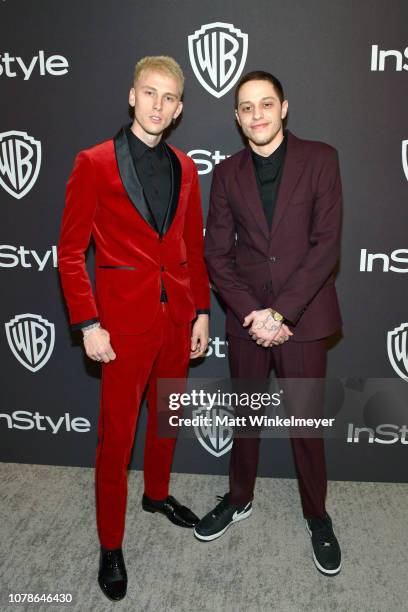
[161, 144, 181, 236]
[270, 132, 305, 239]
[113, 127, 159, 233]
[237, 149, 269, 240]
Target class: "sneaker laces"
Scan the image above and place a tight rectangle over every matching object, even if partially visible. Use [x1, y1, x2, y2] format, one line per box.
[310, 519, 335, 547]
[211, 494, 231, 518]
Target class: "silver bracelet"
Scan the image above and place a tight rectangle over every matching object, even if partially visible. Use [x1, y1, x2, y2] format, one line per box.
[82, 322, 101, 337]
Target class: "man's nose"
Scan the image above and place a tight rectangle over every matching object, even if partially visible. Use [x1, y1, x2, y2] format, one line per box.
[153, 96, 163, 111]
[252, 105, 264, 120]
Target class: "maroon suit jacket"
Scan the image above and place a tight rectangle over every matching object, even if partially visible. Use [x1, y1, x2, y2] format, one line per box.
[58, 127, 210, 334]
[204, 130, 342, 342]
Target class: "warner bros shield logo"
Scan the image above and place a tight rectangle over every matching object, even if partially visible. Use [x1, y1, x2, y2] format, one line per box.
[387, 323, 408, 381]
[5, 314, 55, 372]
[402, 140, 408, 182]
[188, 22, 248, 98]
[0, 131, 42, 199]
[193, 404, 234, 457]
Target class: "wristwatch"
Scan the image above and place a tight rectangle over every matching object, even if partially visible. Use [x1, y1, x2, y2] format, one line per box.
[267, 308, 284, 323]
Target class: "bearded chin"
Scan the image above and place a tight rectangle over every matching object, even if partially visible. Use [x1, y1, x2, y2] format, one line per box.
[252, 134, 274, 146]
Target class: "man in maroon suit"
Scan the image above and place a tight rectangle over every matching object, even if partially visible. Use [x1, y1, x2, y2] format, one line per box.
[195, 71, 342, 576]
[58, 56, 210, 600]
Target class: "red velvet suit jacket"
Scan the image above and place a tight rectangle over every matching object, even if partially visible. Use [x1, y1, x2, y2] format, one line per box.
[204, 131, 342, 342]
[58, 127, 210, 334]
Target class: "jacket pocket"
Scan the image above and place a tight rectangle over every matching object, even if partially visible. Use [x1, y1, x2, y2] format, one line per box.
[98, 265, 136, 270]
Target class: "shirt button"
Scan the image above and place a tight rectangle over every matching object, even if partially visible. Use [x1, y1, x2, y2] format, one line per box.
[269, 256, 277, 262]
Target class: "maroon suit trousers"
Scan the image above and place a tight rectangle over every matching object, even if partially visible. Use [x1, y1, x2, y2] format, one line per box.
[228, 335, 328, 519]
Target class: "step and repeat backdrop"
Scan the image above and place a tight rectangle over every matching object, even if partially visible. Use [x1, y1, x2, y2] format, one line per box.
[1, 0, 407, 482]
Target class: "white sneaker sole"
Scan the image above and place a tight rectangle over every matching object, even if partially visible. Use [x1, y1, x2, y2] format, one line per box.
[305, 522, 342, 576]
[194, 506, 253, 542]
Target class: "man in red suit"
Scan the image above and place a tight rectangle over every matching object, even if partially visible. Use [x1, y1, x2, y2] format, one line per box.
[196, 71, 342, 576]
[58, 56, 210, 601]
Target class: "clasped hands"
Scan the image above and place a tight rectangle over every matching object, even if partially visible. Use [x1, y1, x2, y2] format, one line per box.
[243, 309, 293, 348]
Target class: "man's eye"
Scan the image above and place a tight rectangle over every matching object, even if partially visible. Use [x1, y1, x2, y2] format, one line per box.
[166, 96, 175, 102]
[145, 90, 154, 95]
[242, 106, 251, 112]
[264, 103, 272, 108]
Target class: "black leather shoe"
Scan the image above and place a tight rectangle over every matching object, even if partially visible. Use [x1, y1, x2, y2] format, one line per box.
[142, 494, 199, 527]
[98, 547, 127, 601]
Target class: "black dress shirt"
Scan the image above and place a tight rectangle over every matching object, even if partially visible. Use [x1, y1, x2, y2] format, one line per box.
[251, 132, 287, 228]
[126, 126, 172, 234]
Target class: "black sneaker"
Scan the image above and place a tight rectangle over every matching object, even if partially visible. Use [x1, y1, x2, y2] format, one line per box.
[306, 513, 342, 576]
[194, 494, 252, 542]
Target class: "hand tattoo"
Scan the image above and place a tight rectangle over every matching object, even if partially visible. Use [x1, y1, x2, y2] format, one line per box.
[253, 313, 280, 333]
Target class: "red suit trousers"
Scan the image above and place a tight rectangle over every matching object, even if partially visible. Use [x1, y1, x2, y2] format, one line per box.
[95, 304, 191, 549]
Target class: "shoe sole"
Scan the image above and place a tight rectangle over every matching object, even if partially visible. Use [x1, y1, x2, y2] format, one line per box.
[305, 523, 342, 576]
[194, 507, 253, 542]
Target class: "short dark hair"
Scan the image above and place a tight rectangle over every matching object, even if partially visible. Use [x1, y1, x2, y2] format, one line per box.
[235, 70, 285, 108]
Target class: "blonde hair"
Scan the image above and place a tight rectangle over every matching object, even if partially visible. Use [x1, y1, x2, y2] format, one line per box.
[133, 56, 184, 97]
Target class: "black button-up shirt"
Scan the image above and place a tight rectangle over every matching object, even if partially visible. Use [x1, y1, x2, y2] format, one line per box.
[126, 126, 172, 234]
[251, 132, 287, 228]
[126, 126, 172, 302]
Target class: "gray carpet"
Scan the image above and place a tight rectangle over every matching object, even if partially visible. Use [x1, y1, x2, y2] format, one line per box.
[0, 463, 407, 612]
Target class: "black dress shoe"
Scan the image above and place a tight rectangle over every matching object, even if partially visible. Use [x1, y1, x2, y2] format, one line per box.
[142, 494, 199, 527]
[98, 547, 127, 601]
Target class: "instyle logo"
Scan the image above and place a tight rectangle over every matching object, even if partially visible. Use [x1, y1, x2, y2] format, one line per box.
[387, 323, 408, 381]
[359, 249, 408, 273]
[5, 314, 55, 373]
[188, 149, 230, 175]
[370, 45, 408, 71]
[205, 337, 228, 358]
[0, 51, 69, 80]
[347, 423, 408, 444]
[0, 131, 41, 199]
[0, 245, 58, 271]
[0, 411, 90, 434]
[402, 140, 408, 181]
[188, 22, 248, 98]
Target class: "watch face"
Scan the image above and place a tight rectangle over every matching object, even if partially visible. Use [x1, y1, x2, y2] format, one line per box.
[274, 312, 283, 321]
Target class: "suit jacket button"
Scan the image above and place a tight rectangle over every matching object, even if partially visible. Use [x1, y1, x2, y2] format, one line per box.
[161, 265, 165, 271]
[269, 256, 276, 262]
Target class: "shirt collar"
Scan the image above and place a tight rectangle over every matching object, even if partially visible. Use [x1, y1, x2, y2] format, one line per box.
[126, 125, 164, 161]
[251, 131, 287, 169]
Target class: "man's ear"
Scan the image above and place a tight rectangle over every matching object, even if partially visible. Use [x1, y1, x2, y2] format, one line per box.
[281, 100, 288, 120]
[173, 100, 183, 120]
[235, 109, 241, 126]
[128, 88, 135, 108]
